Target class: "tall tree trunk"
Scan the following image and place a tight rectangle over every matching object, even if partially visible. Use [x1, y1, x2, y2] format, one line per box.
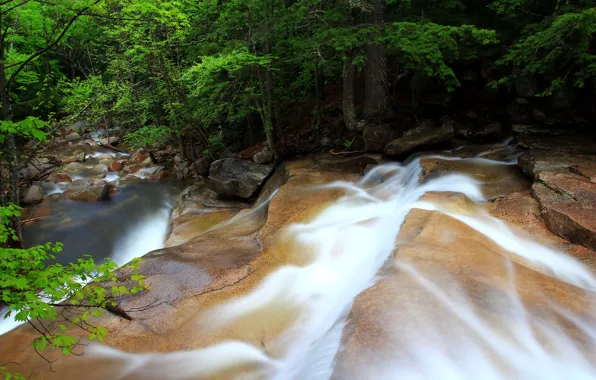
[314, 60, 322, 128]
[342, 50, 361, 132]
[363, 0, 390, 122]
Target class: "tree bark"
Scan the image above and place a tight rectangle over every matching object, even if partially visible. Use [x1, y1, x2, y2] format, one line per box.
[363, 0, 390, 122]
[342, 50, 361, 132]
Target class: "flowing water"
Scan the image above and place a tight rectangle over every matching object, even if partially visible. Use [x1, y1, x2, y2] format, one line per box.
[4, 144, 596, 379]
[0, 148, 180, 336]
[82, 149, 596, 379]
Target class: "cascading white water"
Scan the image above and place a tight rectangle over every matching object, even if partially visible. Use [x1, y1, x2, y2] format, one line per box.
[111, 201, 174, 266]
[89, 155, 596, 379]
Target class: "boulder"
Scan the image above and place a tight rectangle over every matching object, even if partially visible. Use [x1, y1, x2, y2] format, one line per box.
[208, 158, 274, 199]
[363, 124, 397, 153]
[65, 132, 81, 141]
[99, 158, 113, 166]
[253, 149, 273, 164]
[108, 161, 123, 172]
[532, 172, 596, 250]
[518, 151, 596, 181]
[48, 172, 72, 183]
[91, 164, 108, 178]
[174, 153, 184, 164]
[65, 185, 110, 202]
[192, 156, 213, 177]
[22, 185, 43, 205]
[384, 120, 453, 157]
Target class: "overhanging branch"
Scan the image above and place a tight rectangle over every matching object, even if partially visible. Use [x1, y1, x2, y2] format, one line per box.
[6, 0, 102, 91]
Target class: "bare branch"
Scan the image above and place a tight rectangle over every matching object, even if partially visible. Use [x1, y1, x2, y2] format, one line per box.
[7, 0, 102, 91]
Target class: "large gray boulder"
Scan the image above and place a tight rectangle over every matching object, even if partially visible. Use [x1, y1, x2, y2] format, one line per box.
[208, 158, 274, 199]
[384, 119, 453, 157]
[22, 185, 43, 205]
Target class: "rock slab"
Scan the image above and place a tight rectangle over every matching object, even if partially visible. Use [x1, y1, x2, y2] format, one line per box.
[208, 158, 274, 199]
[384, 120, 453, 157]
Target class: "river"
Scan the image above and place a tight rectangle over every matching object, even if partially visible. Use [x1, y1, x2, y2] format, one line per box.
[2, 142, 596, 379]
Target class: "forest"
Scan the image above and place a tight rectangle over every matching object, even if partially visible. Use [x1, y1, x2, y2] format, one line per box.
[1, 0, 596, 377]
[1, 0, 595, 206]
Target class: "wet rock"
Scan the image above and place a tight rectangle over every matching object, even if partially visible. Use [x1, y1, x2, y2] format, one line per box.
[108, 161, 123, 172]
[134, 165, 165, 178]
[65, 132, 81, 141]
[532, 172, 596, 250]
[65, 185, 110, 202]
[98, 136, 119, 146]
[363, 124, 397, 153]
[420, 156, 530, 201]
[515, 97, 530, 105]
[192, 156, 213, 177]
[63, 162, 84, 173]
[253, 148, 274, 164]
[22, 185, 43, 205]
[91, 164, 108, 178]
[121, 163, 150, 176]
[48, 172, 72, 183]
[208, 158, 274, 199]
[384, 119, 453, 157]
[518, 151, 596, 181]
[313, 154, 379, 174]
[99, 158, 112, 166]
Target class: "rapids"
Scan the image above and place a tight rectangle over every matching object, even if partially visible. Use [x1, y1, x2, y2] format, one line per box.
[85, 153, 596, 379]
[3, 144, 596, 379]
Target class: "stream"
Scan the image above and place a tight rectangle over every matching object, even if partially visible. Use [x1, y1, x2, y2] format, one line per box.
[0, 147, 181, 335]
[3, 142, 596, 379]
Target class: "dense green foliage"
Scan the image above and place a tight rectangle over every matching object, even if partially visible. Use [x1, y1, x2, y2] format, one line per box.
[0, 203, 149, 379]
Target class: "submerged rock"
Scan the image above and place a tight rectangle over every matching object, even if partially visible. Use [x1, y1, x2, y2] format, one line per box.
[208, 158, 274, 199]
